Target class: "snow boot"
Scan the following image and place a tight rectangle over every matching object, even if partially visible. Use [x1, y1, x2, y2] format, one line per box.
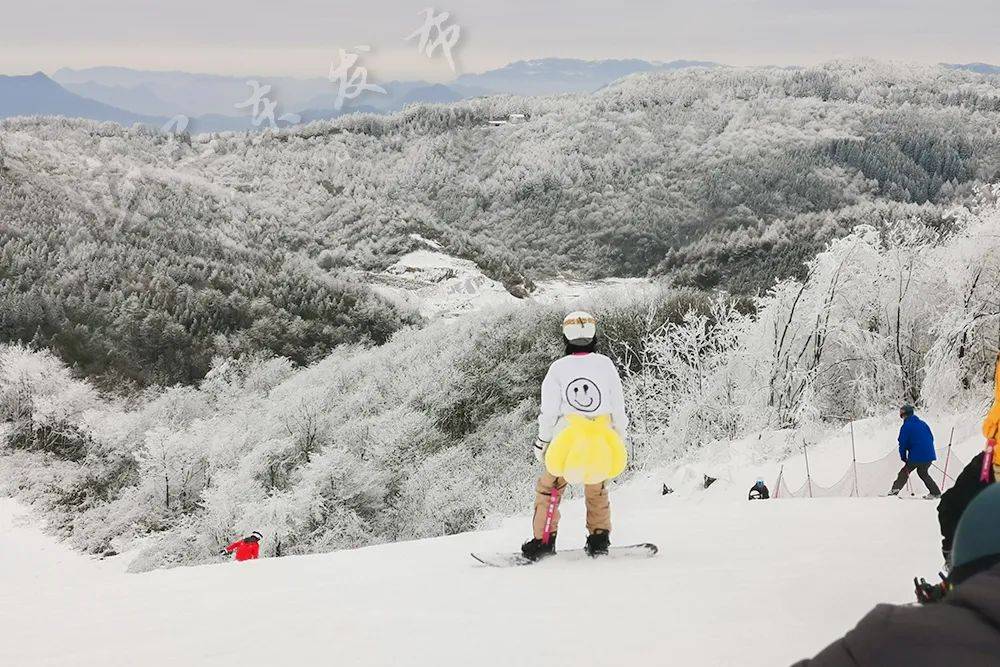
[521, 533, 556, 561]
[585, 529, 610, 557]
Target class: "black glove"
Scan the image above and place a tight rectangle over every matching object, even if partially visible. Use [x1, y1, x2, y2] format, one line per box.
[533, 439, 548, 464]
[914, 572, 950, 604]
[219, 549, 229, 556]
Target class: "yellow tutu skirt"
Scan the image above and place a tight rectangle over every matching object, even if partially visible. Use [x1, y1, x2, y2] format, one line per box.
[544, 414, 627, 485]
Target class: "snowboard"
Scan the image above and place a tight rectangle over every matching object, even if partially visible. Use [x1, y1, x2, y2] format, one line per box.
[471, 543, 658, 568]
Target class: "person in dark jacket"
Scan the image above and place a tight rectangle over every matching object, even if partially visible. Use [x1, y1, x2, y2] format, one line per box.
[888, 405, 941, 498]
[937, 359, 1000, 564]
[748, 479, 770, 500]
[938, 451, 996, 565]
[938, 357, 1000, 567]
[793, 484, 1000, 666]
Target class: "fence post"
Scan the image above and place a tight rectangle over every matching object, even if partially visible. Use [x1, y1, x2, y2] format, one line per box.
[940, 427, 954, 489]
[803, 439, 813, 498]
[850, 421, 859, 497]
[775, 465, 784, 499]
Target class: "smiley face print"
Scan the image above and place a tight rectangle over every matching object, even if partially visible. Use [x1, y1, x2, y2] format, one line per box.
[566, 377, 601, 413]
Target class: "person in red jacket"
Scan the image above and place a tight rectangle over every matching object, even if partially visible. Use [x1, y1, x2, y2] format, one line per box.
[223, 531, 262, 561]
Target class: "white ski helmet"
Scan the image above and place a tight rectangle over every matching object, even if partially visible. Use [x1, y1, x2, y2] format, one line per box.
[562, 311, 597, 344]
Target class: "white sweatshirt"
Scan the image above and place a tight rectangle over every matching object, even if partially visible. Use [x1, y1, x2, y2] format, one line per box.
[537, 352, 629, 443]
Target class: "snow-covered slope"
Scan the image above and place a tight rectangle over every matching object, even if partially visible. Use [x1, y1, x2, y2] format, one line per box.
[371, 246, 651, 319]
[677, 407, 987, 494]
[371, 249, 518, 319]
[1, 473, 948, 667]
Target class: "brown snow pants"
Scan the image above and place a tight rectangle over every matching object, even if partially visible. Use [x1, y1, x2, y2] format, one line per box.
[532, 472, 611, 539]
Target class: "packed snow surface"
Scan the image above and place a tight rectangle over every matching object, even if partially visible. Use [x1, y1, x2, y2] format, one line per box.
[372, 249, 650, 319]
[1, 478, 947, 666]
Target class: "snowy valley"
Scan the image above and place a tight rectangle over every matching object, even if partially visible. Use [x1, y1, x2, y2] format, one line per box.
[3, 54, 1000, 667]
[370, 239, 649, 319]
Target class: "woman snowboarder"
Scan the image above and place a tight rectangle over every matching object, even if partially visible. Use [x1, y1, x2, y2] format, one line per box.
[521, 311, 629, 561]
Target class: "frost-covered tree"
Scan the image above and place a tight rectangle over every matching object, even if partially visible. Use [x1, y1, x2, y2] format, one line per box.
[6, 62, 1000, 388]
[630, 190, 1000, 457]
[4, 192, 1000, 569]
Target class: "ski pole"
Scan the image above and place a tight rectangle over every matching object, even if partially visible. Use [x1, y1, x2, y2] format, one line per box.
[850, 421, 859, 497]
[542, 485, 561, 545]
[803, 439, 813, 498]
[940, 427, 954, 489]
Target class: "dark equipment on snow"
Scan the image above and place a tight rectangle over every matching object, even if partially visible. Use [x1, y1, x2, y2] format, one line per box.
[472, 543, 657, 568]
[748, 480, 770, 500]
[913, 572, 951, 604]
[662, 484, 674, 496]
[703, 475, 717, 489]
[521, 534, 557, 562]
[585, 530, 610, 557]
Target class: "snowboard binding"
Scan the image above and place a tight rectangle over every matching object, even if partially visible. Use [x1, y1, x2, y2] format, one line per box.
[585, 530, 610, 557]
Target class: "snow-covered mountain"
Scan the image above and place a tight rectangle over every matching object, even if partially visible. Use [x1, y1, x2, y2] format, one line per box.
[455, 57, 719, 95]
[5, 60, 1000, 388]
[25, 59, 998, 135]
[49, 68, 477, 126]
[3, 63, 999, 602]
[45, 58, 721, 125]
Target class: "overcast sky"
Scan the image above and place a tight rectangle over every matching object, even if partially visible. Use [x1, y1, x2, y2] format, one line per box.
[2, 1, 999, 80]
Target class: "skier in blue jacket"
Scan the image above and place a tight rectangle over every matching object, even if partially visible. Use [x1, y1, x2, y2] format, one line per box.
[888, 404, 942, 498]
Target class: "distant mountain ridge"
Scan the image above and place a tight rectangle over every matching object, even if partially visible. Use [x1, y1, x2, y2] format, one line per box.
[54, 66, 331, 118]
[49, 58, 721, 122]
[401, 84, 464, 105]
[4, 60, 1000, 386]
[60, 80, 182, 117]
[943, 62, 1000, 75]
[456, 58, 719, 95]
[0, 72, 337, 133]
[14, 58, 996, 135]
[0, 72, 161, 125]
